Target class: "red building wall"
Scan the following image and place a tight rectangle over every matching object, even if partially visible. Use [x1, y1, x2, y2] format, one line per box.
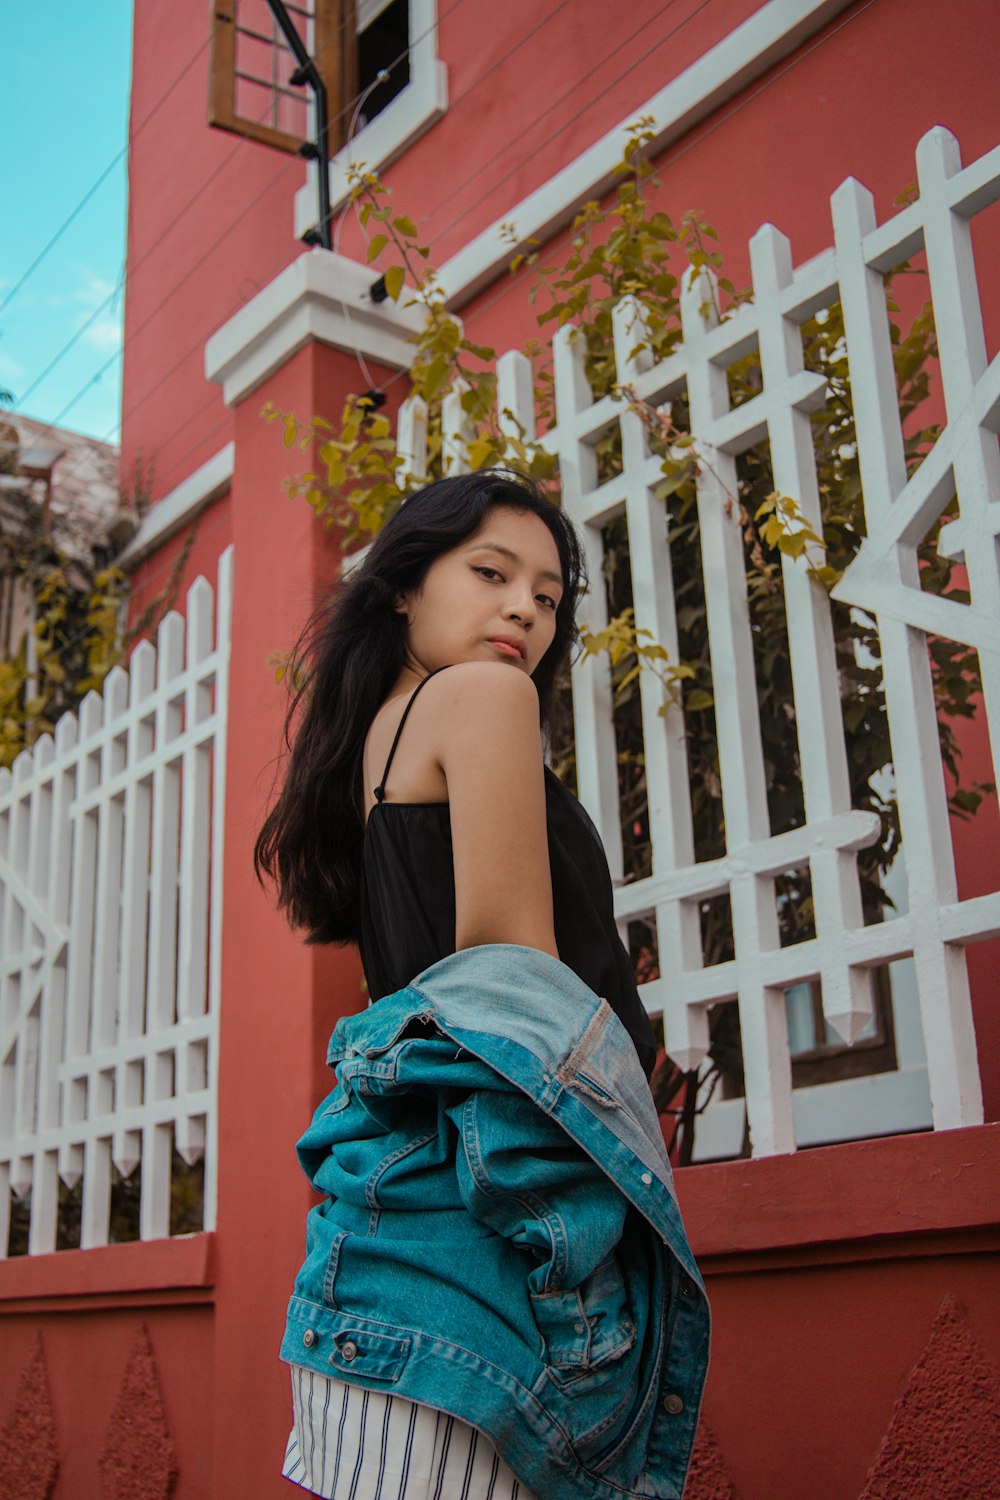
[2, 1, 997, 1496]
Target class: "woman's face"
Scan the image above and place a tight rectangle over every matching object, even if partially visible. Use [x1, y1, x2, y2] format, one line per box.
[396, 505, 565, 678]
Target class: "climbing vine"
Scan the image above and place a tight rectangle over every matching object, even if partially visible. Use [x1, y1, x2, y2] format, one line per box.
[0, 442, 201, 771]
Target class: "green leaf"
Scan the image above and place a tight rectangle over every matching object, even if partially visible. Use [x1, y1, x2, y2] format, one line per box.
[384, 265, 406, 301]
[394, 214, 418, 238]
[654, 468, 691, 501]
[366, 234, 388, 262]
[685, 689, 715, 712]
[809, 564, 844, 589]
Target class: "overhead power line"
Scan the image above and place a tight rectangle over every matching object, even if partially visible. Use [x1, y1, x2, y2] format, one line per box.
[15, 0, 464, 460]
[0, 0, 372, 323]
[0, 154, 129, 320]
[12, 0, 465, 425]
[104, 0, 723, 458]
[0, 37, 212, 320]
[427, 0, 712, 240]
[20, 0, 870, 497]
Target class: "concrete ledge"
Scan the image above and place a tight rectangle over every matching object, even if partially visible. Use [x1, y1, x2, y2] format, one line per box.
[677, 1121, 1000, 1262]
[0, 1231, 215, 1312]
[117, 444, 234, 572]
[204, 251, 424, 409]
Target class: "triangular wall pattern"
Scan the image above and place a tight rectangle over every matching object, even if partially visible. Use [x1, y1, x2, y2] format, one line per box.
[98, 1324, 180, 1500]
[859, 1294, 1000, 1500]
[685, 1418, 737, 1500]
[0, 1335, 60, 1500]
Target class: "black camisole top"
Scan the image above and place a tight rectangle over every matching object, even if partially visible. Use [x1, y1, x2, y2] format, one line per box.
[357, 666, 658, 1081]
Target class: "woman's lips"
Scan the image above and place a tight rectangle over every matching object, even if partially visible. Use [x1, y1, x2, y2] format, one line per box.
[487, 639, 523, 659]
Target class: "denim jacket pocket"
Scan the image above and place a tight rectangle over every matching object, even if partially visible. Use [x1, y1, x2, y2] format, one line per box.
[529, 1252, 636, 1389]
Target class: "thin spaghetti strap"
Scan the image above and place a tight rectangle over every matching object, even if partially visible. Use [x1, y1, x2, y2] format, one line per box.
[373, 665, 452, 802]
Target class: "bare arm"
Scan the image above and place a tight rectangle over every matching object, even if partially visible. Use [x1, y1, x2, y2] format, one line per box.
[430, 663, 559, 960]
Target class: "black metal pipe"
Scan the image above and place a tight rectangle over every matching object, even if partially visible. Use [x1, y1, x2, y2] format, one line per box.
[263, 0, 332, 250]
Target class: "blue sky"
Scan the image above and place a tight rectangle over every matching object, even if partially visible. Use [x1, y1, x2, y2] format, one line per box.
[1, 2, 134, 444]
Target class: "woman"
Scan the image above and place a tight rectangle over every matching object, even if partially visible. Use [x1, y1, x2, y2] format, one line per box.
[255, 471, 708, 1500]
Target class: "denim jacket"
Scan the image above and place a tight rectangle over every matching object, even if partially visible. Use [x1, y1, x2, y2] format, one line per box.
[280, 945, 710, 1500]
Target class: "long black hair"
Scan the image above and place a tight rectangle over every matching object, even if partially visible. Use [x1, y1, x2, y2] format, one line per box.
[253, 470, 588, 945]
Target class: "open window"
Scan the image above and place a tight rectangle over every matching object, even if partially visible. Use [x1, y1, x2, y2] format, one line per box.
[209, 0, 411, 155]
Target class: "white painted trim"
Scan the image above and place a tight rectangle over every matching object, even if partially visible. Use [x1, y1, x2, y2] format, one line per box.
[436, 0, 855, 307]
[204, 250, 424, 408]
[294, 0, 448, 238]
[117, 444, 235, 572]
[357, 0, 396, 30]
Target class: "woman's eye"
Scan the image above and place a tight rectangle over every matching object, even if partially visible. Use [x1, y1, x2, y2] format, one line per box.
[537, 595, 558, 610]
[474, 566, 503, 581]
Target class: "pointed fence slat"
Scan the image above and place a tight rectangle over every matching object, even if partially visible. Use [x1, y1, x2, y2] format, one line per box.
[442, 378, 473, 476]
[0, 547, 232, 1253]
[497, 351, 536, 443]
[554, 324, 624, 886]
[749, 224, 875, 1047]
[396, 394, 428, 486]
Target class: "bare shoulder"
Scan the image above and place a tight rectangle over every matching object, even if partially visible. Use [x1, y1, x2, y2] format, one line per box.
[430, 664, 555, 956]
[419, 669, 542, 780]
[425, 660, 539, 716]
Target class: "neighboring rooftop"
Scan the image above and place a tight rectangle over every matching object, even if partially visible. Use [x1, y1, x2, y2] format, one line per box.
[0, 413, 122, 576]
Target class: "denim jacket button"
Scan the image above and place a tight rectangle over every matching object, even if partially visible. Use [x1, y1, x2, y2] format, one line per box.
[341, 1340, 359, 1361]
[302, 1329, 317, 1348]
[641, 1171, 653, 1185]
[663, 1393, 685, 1415]
[681, 1277, 697, 1299]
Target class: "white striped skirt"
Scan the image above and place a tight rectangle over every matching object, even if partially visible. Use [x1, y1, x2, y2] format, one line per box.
[281, 1364, 540, 1500]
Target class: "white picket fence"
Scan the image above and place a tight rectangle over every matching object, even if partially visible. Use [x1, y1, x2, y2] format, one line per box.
[2, 124, 997, 1232]
[398, 125, 1000, 1157]
[0, 547, 232, 1253]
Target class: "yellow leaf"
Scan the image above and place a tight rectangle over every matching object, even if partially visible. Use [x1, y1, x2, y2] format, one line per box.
[777, 532, 809, 560]
[366, 234, 388, 262]
[384, 265, 405, 301]
[467, 436, 496, 469]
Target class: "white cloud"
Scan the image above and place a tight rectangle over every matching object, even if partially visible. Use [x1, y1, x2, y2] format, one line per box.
[74, 274, 118, 307]
[72, 272, 124, 356]
[0, 350, 25, 384]
[81, 315, 124, 353]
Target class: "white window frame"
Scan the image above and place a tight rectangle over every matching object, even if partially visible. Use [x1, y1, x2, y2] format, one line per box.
[689, 781, 933, 1163]
[295, 0, 448, 238]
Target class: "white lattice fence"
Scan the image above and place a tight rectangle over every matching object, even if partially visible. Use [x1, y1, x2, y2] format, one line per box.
[399, 125, 1000, 1157]
[0, 546, 232, 1252]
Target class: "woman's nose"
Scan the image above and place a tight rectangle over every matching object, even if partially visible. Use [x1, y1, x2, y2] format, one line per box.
[502, 589, 535, 623]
